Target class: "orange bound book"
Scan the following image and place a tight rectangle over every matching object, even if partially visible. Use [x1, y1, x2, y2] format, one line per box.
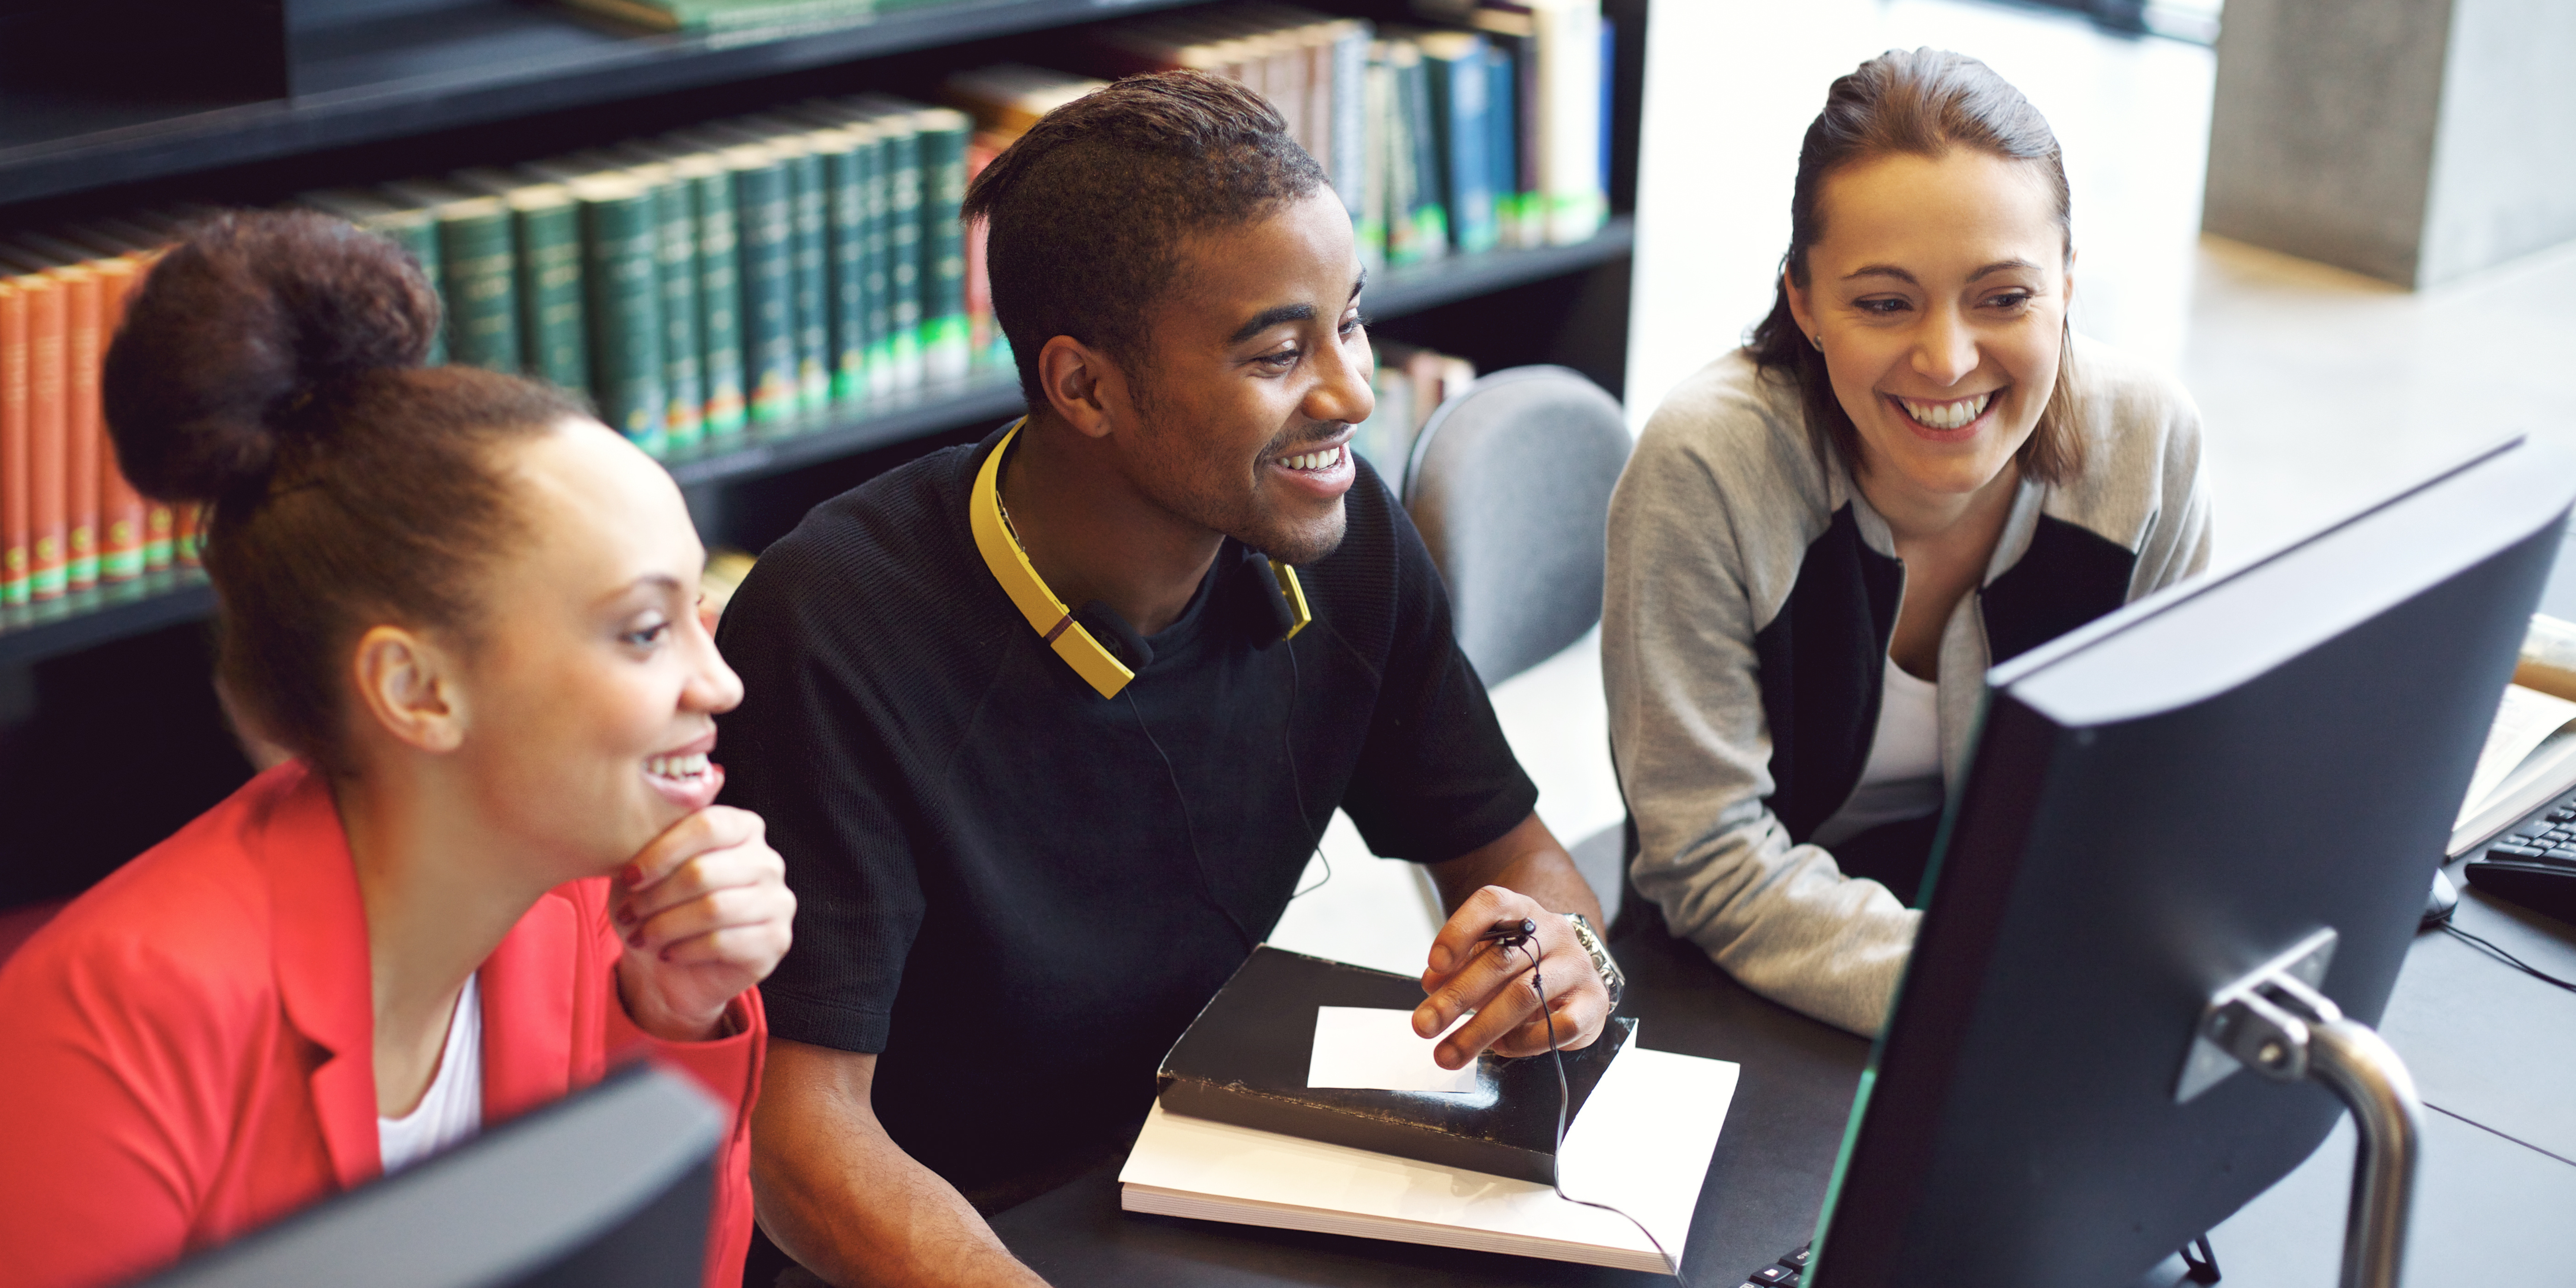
[88, 257, 146, 582]
[0, 280, 27, 606]
[1, 258, 69, 602]
[55, 261, 102, 592]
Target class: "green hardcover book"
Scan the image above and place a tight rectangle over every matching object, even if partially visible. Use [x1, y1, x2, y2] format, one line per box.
[381, 180, 520, 370]
[766, 113, 875, 404]
[596, 156, 707, 452]
[625, 140, 748, 437]
[829, 102, 922, 394]
[452, 169, 589, 395]
[676, 130, 797, 426]
[1388, 40, 1448, 264]
[569, 174, 667, 455]
[911, 106, 972, 384]
[1359, 45, 1394, 271]
[729, 119, 834, 412]
[297, 189, 448, 365]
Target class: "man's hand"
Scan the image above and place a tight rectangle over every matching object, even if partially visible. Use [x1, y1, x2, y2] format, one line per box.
[613, 805, 796, 1042]
[1413, 885, 1612, 1068]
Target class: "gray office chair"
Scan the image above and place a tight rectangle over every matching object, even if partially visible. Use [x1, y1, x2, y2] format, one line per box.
[1401, 365, 1633, 921]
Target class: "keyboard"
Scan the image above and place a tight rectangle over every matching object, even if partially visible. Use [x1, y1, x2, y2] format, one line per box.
[1736, 1242, 1810, 1287]
[2464, 793, 2576, 923]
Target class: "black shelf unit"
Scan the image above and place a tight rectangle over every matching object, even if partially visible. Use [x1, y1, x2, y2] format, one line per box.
[0, 0, 1647, 903]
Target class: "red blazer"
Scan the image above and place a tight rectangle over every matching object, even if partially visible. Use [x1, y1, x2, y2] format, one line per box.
[0, 762, 766, 1288]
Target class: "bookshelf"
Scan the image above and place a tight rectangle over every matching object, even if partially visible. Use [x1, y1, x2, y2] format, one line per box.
[0, 0, 1645, 903]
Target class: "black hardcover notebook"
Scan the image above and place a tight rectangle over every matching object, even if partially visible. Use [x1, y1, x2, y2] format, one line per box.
[1155, 945, 1636, 1185]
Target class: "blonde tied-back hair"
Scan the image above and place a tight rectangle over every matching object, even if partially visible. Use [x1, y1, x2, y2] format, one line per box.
[1750, 48, 2085, 487]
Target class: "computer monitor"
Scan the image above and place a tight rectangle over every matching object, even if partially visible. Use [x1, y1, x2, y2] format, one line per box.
[1810, 437, 2576, 1287]
[138, 1064, 723, 1288]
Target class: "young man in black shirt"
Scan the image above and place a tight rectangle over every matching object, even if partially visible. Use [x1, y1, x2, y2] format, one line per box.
[717, 71, 1620, 1288]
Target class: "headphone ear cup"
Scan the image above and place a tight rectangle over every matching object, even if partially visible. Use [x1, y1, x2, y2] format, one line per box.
[1071, 600, 1154, 671]
[1234, 547, 1297, 648]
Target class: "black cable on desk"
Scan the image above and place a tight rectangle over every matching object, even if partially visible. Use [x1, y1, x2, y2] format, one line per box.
[2441, 922, 2576, 994]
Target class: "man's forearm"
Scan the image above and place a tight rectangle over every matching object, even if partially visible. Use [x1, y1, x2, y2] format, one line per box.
[1428, 812, 1605, 924]
[752, 1043, 1047, 1288]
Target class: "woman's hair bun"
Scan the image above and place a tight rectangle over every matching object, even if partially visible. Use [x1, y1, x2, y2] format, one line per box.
[102, 207, 442, 502]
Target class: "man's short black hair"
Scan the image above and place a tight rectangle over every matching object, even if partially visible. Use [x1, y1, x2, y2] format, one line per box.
[964, 70, 1331, 408]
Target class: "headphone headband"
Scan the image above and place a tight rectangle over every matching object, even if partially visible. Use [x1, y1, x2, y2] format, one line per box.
[969, 420, 1310, 700]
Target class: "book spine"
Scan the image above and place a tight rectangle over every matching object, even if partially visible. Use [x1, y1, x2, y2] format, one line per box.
[1513, 32, 1542, 249]
[1403, 48, 1449, 260]
[820, 138, 869, 402]
[517, 202, 590, 395]
[650, 179, 705, 452]
[691, 168, 748, 436]
[884, 126, 924, 391]
[93, 261, 145, 584]
[438, 208, 521, 369]
[1486, 45, 1522, 250]
[860, 131, 896, 396]
[734, 159, 800, 424]
[22, 275, 66, 600]
[1333, 25, 1371, 218]
[1429, 42, 1496, 255]
[390, 221, 448, 365]
[1382, 48, 1425, 267]
[1535, 0, 1606, 245]
[1359, 50, 1391, 270]
[175, 503, 204, 569]
[581, 190, 667, 455]
[0, 283, 26, 605]
[785, 149, 832, 411]
[60, 269, 100, 592]
[919, 116, 971, 383]
[965, 138, 1001, 370]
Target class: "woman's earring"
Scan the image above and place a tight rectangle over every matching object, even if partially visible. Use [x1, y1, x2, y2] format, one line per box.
[1811, 333, 1825, 351]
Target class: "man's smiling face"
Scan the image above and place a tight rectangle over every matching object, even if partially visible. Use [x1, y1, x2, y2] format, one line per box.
[1105, 185, 1377, 566]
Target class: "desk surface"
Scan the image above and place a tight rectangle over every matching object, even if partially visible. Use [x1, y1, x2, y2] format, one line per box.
[991, 887, 2576, 1287]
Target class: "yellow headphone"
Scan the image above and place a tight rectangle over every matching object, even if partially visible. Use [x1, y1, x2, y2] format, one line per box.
[970, 420, 1311, 699]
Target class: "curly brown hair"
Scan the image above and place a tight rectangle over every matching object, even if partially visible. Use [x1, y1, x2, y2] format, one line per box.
[1748, 48, 2085, 487]
[102, 208, 584, 777]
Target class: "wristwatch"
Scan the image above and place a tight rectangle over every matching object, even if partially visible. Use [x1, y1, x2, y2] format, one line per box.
[1562, 913, 1625, 1012]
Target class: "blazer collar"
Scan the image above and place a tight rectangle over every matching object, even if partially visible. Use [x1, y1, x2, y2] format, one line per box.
[255, 763, 383, 1189]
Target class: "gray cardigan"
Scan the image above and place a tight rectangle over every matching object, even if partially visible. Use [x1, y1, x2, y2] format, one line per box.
[1603, 338, 2212, 1035]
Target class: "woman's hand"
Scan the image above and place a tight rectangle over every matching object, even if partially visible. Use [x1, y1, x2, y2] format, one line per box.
[1412, 886, 1611, 1070]
[612, 805, 795, 1042]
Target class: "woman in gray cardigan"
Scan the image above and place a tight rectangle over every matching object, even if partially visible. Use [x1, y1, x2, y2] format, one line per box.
[1604, 49, 2210, 1036]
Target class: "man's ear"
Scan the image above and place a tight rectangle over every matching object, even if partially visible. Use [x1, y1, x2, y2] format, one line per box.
[1036, 335, 1129, 441]
[350, 625, 468, 756]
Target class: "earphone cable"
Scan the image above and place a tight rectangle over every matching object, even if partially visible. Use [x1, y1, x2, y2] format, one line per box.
[1127, 690, 1256, 951]
[1502, 938, 1683, 1284]
[2441, 922, 2576, 994]
[1285, 644, 1333, 900]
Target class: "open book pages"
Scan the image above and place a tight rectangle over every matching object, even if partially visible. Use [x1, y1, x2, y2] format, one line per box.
[1120, 1038, 1738, 1275]
[2453, 684, 2576, 855]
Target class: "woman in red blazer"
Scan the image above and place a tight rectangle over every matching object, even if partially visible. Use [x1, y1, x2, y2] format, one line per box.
[0, 211, 795, 1288]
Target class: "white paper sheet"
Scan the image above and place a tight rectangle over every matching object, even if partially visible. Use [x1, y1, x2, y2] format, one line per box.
[1125, 1035, 1740, 1273]
[1306, 1007, 1480, 1093]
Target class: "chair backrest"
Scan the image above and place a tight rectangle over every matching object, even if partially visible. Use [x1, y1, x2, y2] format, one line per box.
[1401, 365, 1631, 688]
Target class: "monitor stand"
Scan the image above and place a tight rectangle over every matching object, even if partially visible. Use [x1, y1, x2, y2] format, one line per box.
[2174, 928, 2425, 1288]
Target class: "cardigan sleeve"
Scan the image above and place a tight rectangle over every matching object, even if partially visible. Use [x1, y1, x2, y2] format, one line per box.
[1602, 377, 1922, 1039]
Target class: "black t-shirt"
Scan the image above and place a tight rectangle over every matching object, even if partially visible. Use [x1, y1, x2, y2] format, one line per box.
[714, 426, 1537, 1189]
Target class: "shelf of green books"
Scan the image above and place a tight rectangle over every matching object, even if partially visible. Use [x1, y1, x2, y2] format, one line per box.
[0, 0, 1203, 206]
[0, 221, 1633, 666]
